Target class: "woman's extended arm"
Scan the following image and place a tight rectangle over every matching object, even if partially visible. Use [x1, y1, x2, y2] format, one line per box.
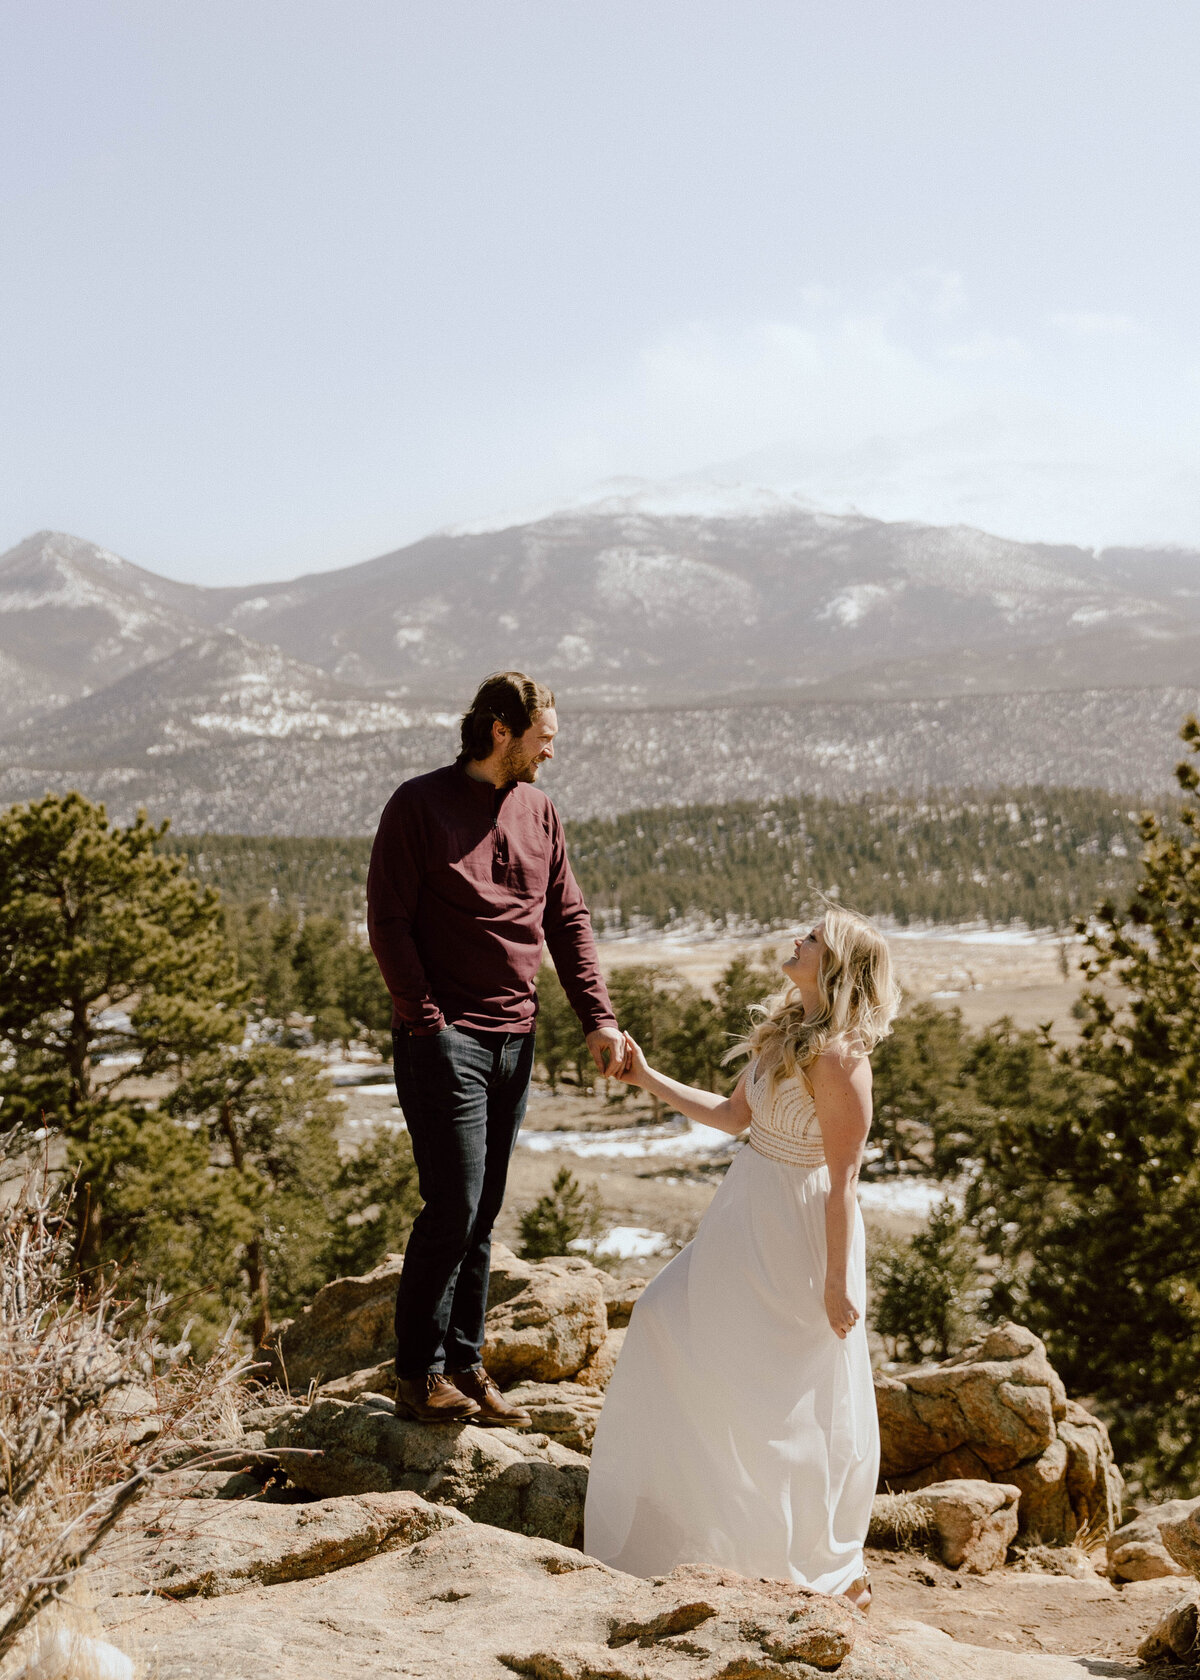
[808, 1046, 873, 1340]
[613, 1033, 751, 1136]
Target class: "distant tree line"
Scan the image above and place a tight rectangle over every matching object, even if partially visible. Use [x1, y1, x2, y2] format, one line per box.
[162, 785, 1164, 934]
[566, 788, 1159, 932]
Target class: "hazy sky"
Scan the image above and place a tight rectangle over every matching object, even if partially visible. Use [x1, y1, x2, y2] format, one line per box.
[3, 2, 1200, 584]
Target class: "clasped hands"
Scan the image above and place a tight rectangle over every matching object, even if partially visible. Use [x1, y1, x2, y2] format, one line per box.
[585, 1026, 634, 1080]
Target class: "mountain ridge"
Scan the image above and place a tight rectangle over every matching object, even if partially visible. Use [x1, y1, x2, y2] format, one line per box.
[5, 506, 1200, 724]
[4, 501, 1200, 833]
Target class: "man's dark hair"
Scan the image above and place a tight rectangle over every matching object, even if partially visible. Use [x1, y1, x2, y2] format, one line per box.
[459, 671, 556, 762]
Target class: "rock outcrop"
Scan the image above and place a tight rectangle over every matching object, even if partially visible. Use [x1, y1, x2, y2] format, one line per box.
[1107, 1497, 1200, 1582]
[870, 1480, 1020, 1573]
[1163, 1501, 1200, 1581]
[117, 1489, 467, 1599]
[888, 1616, 1143, 1679]
[265, 1395, 589, 1547]
[1136, 1583, 1200, 1666]
[268, 1244, 619, 1394]
[482, 1255, 609, 1386]
[573, 1324, 626, 1391]
[596, 1270, 647, 1327]
[500, 1382, 605, 1453]
[266, 1252, 405, 1390]
[875, 1324, 1122, 1544]
[109, 1518, 918, 1679]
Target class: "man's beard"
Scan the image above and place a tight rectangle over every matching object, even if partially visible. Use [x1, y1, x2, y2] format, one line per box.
[501, 745, 542, 784]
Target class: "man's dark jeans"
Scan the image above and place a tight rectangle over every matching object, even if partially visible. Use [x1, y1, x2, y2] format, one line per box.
[392, 1023, 536, 1379]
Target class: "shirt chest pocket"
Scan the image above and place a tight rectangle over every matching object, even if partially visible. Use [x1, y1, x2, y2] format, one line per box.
[496, 835, 550, 899]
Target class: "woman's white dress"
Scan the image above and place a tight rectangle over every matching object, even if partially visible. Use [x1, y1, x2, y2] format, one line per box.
[583, 1060, 878, 1595]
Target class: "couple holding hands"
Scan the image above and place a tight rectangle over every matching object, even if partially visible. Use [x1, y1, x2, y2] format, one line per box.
[367, 671, 899, 1610]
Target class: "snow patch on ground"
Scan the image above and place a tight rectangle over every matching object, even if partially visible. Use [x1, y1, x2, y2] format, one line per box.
[571, 1226, 670, 1259]
[857, 1179, 960, 1218]
[519, 1118, 735, 1160]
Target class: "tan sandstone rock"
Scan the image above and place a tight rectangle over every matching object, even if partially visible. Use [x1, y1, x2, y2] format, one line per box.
[870, 1479, 1019, 1573]
[886, 1618, 1141, 1679]
[572, 1324, 626, 1391]
[501, 1382, 605, 1452]
[316, 1360, 394, 1400]
[1136, 1582, 1200, 1665]
[591, 1268, 648, 1328]
[268, 1244, 610, 1395]
[110, 1489, 466, 1599]
[108, 1520, 918, 1680]
[266, 1251, 405, 1390]
[1107, 1497, 1200, 1582]
[1163, 1500, 1200, 1581]
[265, 1394, 590, 1546]
[876, 1323, 1122, 1544]
[482, 1254, 609, 1386]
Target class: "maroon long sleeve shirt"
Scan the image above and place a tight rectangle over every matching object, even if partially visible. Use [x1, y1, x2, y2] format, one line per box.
[366, 762, 617, 1037]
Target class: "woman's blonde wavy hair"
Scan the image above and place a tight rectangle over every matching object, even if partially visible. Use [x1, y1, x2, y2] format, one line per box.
[731, 904, 902, 1087]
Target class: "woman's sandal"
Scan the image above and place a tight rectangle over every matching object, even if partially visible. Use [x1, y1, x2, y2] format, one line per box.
[842, 1570, 872, 1614]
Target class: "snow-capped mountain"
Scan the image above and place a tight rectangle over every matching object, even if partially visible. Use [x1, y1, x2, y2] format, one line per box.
[4, 497, 1200, 833]
[0, 531, 208, 726]
[6, 507, 1200, 716]
[8, 630, 440, 763]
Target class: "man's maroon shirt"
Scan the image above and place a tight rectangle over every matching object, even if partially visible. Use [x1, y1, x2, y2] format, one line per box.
[367, 762, 617, 1036]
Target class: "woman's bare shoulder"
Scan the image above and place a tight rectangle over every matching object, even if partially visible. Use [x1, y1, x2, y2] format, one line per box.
[809, 1036, 872, 1088]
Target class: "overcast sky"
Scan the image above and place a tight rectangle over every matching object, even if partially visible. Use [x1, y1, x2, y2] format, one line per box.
[3, 2, 1200, 584]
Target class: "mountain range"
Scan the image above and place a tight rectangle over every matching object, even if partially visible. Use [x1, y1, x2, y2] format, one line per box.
[3, 493, 1200, 831]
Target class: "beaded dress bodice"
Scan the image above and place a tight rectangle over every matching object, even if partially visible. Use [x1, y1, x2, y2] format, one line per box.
[746, 1059, 826, 1168]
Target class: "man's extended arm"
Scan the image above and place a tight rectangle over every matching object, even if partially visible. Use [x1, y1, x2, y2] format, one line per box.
[366, 790, 444, 1034]
[542, 810, 625, 1072]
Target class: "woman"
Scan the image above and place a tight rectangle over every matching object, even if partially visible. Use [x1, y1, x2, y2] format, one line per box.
[583, 907, 900, 1609]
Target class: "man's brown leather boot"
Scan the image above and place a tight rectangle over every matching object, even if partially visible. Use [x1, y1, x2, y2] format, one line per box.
[394, 1373, 481, 1423]
[449, 1364, 532, 1428]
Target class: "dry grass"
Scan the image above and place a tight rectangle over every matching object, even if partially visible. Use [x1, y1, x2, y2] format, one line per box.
[0, 1134, 252, 1669]
[866, 1491, 933, 1550]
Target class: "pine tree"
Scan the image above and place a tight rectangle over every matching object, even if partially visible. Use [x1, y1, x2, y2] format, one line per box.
[164, 1045, 343, 1345]
[605, 966, 689, 1117]
[868, 1199, 983, 1362]
[0, 794, 244, 1264]
[534, 964, 589, 1092]
[165, 1045, 421, 1345]
[870, 1002, 971, 1173]
[965, 717, 1200, 1495]
[517, 1167, 604, 1260]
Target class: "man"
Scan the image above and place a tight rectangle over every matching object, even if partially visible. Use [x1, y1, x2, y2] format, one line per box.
[367, 671, 626, 1426]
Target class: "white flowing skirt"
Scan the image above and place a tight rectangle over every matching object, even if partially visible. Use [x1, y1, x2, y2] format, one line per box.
[583, 1144, 878, 1595]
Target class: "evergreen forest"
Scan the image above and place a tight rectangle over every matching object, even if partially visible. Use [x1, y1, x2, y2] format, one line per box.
[163, 784, 1160, 932]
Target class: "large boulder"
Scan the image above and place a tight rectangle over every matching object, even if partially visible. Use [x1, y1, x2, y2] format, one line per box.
[109, 1520, 919, 1680]
[1107, 1497, 1200, 1582]
[869, 1480, 1020, 1573]
[268, 1243, 610, 1394]
[591, 1268, 648, 1328]
[1163, 1501, 1200, 1581]
[481, 1254, 608, 1386]
[265, 1395, 590, 1548]
[876, 1324, 1123, 1544]
[266, 1252, 404, 1391]
[501, 1382, 606, 1453]
[573, 1325, 626, 1392]
[1136, 1583, 1200, 1666]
